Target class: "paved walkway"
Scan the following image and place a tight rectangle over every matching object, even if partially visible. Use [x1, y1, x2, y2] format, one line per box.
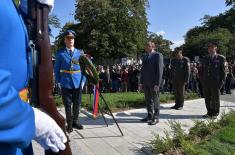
[33, 91, 235, 155]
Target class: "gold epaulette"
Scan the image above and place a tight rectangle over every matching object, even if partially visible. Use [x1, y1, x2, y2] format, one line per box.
[60, 70, 81, 74]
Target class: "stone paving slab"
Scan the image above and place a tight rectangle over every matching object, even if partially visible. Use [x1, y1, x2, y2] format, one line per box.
[33, 93, 235, 155]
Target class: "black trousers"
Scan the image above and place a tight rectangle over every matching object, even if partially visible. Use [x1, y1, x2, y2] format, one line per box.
[143, 85, 160, 120]
[173, 82, 185, 108]
[61, 87, 82, 124]
[203, 84, 220, 116]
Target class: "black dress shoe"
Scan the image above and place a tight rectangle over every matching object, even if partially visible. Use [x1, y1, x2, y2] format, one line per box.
[210, 115, 217, 119]
[175, 107, 183, 110]
[202, 114, 209, 118]
[148, 119, 159, 125]
[202, 114, 212, 118]
[66, 126, 73, 133]
[141, 117, 149, 122]
[72, 123, 84, 130]
[170, 106, 176, 109]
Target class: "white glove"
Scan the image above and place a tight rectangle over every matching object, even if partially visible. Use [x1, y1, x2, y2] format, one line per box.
[81, 82, 85, 89]
[36, 0, 54, 7]
[33, 108, 67, 153]
[57, 83, 61, 89]
[19, 0, 54, 15]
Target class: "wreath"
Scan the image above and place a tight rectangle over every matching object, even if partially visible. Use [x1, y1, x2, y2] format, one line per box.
[78, 55, 99, 85]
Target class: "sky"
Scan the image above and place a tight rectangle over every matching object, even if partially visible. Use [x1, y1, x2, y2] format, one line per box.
[51, 0, 230, 49]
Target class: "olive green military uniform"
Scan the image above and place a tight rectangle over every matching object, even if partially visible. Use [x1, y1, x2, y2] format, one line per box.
[170, 57, 190, 108]
[201, 54, 226, 117]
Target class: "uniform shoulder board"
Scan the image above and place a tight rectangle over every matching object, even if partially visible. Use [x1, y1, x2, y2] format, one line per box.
[183, 57, 190, 63]
[183, 57, 190, 66]
[217, 54, 225, 59]
[184, 57, 190, 61]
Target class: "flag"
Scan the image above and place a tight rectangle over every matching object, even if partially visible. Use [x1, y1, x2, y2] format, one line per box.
[93, 83, 99, 117]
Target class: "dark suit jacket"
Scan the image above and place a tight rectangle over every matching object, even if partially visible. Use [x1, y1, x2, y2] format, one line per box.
[140, 51, 164, 87]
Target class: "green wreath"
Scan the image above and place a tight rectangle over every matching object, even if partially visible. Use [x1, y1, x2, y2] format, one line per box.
[78, 55, 99, 85]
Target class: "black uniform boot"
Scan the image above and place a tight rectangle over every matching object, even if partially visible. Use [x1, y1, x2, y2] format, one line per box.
[65, 105, 73, 133]
[72, 103, 83, 130]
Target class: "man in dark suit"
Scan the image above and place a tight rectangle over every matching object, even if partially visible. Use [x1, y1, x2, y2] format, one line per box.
[170, 48, 190, 110]
[139, 41, 164, 125]
[200, 42, 226, 119]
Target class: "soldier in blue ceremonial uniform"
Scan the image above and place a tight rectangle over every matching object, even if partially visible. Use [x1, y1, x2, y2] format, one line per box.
[54, 30, 86, 133]
[0, 0, 67, 154]
[201, 42, 226, 119]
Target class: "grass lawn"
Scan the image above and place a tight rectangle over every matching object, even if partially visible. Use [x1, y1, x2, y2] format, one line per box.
[54, 91, 199, 112]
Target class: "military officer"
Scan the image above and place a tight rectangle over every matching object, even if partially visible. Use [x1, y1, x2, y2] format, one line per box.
[201, 42, 226, 119]
[0, 0, 67, 154]
[170, 48, 190, 110]
[54, 30, 86, 132]
[139, 41, 164, 125]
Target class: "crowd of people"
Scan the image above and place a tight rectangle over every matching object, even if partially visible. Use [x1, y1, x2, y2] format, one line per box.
[95, 58, 235, 96]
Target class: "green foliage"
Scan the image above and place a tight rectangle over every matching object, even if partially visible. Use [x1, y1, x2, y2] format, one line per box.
[168, 120, 186, 147]
[151, 120, 188, 154]
[184, 28, 233, 58]
[54, 92, 198, 110]
[148, 32, 173, 58]
[188, 120, 220, 142]
[185, 91, 199, 100]
[189, 121, 211, 140]
[150, 110, 235, 154]
[55, 0, 148, 62]
[54, 95, 63, 107]
[192, 111, 235, 154]
[151, 131, 174, 154]
[49, 14, 61, 29]
[226, 0, 235, 6]
[82, 92, 146, 111]
[183, 4, 235, 59]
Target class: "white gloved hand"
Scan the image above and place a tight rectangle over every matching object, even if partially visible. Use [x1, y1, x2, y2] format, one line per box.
[33, 108, 67, 153]
[36, 0, 54, 7]
[81, 82, 85, 89]
[57, 83, 61, 89]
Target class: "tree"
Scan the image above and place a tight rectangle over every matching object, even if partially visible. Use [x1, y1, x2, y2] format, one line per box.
[200, 9, 235, 33]
[71, 0, 148, 63]
[184, 28, 233, 59]
[148, 32, 173, 58]
[49, 14, 61, 29]
[225, 0, 235, 6]
[183, 1, 235, 59]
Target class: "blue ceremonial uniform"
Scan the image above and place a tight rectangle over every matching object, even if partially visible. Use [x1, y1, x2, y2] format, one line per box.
[54, 48, 86, 88]
[54, 47, 86, 132]
[0, 0, 35, 155]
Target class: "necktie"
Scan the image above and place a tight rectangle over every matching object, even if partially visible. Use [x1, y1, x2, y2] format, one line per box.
[69, 50, 73, 57]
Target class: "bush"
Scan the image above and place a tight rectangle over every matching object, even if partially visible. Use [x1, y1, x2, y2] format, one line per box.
[151, 132, 174, 154]
[150, 110, 235, 155]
